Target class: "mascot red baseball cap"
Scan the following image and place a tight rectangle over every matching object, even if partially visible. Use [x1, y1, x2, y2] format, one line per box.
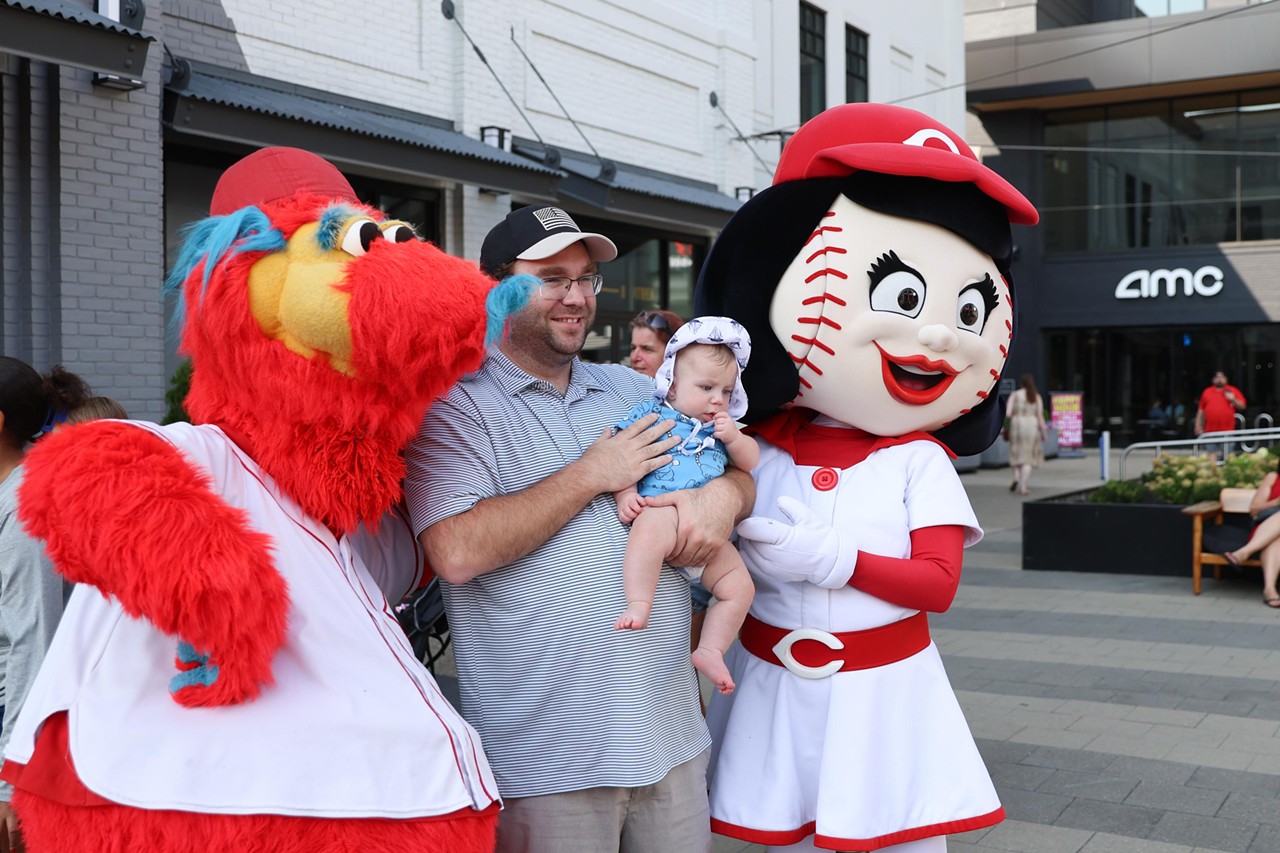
[773, 103, 1038, 226]
[210, 147, 358, 217]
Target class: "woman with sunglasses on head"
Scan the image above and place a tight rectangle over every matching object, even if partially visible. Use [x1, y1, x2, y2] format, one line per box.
[629, 310, 684, 378]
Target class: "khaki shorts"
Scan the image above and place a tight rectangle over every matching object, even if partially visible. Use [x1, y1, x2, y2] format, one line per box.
[495, 750, 711, 853]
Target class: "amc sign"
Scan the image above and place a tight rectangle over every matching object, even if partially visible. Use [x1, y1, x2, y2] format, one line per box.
[1115, 265, 1224, 300]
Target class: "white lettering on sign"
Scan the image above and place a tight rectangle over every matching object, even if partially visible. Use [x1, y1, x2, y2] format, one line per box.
[1115, 265, 1224, 299]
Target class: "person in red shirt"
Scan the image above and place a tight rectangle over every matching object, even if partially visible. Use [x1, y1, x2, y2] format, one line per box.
[1195, 371, 1246, 460]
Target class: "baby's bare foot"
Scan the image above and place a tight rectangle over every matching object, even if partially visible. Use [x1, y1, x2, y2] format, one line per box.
[615, 601, 651, 631]
[692, 647, 734, 695]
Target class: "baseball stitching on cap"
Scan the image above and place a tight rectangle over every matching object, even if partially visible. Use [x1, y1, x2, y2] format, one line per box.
[533, 207, 577, 231]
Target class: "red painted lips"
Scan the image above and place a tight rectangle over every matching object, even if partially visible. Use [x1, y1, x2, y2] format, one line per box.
[875, 343, 959, 405]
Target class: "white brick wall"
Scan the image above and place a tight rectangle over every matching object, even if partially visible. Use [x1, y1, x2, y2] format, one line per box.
[3, 1, 965, 415]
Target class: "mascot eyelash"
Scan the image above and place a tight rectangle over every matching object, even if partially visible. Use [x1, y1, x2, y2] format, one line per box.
[866, 251, 918, 287]
[317, 204, 362, 251]
[960, 274, 1000, 334]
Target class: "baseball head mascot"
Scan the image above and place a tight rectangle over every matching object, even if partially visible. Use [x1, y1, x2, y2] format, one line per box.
[4, 148, 502, 853]
[697, 103, 1038, 852]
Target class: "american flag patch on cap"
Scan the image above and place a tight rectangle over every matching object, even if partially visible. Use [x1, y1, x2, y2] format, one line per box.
[533, 207, 578, 232]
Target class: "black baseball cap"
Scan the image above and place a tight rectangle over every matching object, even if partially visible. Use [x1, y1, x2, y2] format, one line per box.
[479, 205, 618, 277]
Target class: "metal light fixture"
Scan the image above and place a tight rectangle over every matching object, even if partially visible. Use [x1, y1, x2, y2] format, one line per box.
[480, 125, 511, 151]
[92, 0, 145, 91]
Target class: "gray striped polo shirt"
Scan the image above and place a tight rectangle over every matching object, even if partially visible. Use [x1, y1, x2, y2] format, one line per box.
[405, 350, 710, 799]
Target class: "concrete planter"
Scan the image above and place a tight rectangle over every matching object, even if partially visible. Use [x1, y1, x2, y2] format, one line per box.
[1023, 487, 1191, 576]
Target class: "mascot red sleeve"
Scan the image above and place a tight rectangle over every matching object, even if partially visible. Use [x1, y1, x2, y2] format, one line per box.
[3, 148, 500, 853]
[696, 104, 1038, 852]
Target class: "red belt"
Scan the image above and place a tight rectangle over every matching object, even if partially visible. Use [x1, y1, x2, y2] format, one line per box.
[739, 611, 930, 679]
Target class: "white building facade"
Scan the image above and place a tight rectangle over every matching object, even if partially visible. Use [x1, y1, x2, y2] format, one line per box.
[2, 0, 966, 418]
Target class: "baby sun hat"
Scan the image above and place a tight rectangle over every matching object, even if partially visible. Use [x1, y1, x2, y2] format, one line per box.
[653, 315, 752, 420]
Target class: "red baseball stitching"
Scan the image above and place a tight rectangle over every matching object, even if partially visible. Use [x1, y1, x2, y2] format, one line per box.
[788, 206, 851, 401]
[798, 316, 842, 330]
[803, 294, 847, 307]
[803, 226, 843, 247]
[805, 247, 847, 264]
[792, 334, 835, 356]
[805, 268, 847, 284]
[789, 352, 825, 376]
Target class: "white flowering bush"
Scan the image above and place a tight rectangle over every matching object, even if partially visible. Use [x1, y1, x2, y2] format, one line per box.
[1088, 449, 1275, 505]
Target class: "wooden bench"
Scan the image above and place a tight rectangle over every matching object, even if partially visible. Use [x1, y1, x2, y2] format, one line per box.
[1182, 487, 1260, 594]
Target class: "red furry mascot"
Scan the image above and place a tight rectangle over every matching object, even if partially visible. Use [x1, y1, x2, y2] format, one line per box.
[4, 148, 500, 852]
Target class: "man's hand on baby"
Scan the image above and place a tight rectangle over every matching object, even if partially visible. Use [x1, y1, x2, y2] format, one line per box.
[579, 412, 679, 495]
[736, 497, 857, 589]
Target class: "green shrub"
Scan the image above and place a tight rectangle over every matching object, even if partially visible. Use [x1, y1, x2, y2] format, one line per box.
[1091, 449, 1276, 505]
[163, 360, 192, 425]
[1087, 478, 1150, 504]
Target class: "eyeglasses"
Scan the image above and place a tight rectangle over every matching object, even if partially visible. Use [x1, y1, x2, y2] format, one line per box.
[539, 274, 604, 300]
[635, 311, 671, 332]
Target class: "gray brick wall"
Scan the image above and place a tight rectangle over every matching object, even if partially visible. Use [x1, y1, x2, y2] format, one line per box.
[53, 45, 167, 422]
[1, 29, 166, 421]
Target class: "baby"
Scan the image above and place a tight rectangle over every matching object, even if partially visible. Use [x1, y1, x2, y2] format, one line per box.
[613, 316, 757, 695]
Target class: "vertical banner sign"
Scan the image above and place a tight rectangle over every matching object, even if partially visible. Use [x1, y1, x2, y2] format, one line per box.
[1050, 392, 1084, 451]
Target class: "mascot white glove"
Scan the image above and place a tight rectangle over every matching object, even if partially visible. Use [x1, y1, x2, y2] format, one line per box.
[736, 496, 857, 589]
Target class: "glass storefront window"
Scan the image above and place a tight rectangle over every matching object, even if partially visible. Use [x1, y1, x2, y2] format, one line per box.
[1135, 0, 1206, 16]
[1044, 324, 1280, 445]
[1171, 94, 1239, 244]
[573, 225, 707, 365]
[1108, 102, 1174, 249]
[667, 241, 695, 320]
[1044, 108, 1105, 252]
[1040, 88, 1280, 252]
[1238, 88, 1280, 241]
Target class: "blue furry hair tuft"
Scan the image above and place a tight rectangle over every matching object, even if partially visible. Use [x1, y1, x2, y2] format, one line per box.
[163, 207, 286, 338]
[485, 274, 539, 347]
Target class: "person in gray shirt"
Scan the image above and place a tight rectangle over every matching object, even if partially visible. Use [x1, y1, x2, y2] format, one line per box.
[0, 358, 89, 850]
[407, 206, 754, 853]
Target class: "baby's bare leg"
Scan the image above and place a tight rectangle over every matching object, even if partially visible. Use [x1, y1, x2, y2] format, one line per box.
[690, 543, 755, 695]
[616, 506, 679, 630]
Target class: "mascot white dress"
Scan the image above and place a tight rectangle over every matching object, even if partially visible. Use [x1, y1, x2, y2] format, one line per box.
[697, 104, 1038, 852]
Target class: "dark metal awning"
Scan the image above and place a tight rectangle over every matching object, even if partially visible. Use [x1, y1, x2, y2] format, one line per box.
[513, 140, 740, 232]
[0, 0, 151, 78]
[164, 61, 562, 197]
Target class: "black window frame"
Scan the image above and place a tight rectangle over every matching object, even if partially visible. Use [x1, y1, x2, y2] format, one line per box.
[845, 24, 868, 104]
[799, 2, 826, 123]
